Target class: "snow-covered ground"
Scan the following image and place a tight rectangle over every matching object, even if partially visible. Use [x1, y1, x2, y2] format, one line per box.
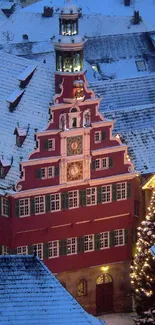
[98, 313, 136, 325]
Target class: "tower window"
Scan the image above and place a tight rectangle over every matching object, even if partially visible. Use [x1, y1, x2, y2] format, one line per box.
[72, 118, 77, 128]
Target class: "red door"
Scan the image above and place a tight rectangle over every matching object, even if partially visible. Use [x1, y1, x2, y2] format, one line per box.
[96, 282, 113, 314]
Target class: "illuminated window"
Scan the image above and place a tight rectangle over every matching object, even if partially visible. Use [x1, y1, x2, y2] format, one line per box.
[96, 274, 112, 285]
[77, 278, 87, 297]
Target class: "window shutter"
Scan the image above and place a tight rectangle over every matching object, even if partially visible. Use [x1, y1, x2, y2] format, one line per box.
[97, 187, 102, 204]
[15, 200, 19, 217]
[112, 184, 117, 201]
[46, 194, 51, 213]
[94, 233, 101, 250]
[125, 228, 129, 244]
[77, 237, 84, 253]
[0, 197, 1, 215]
[30, 197, 35, 215]
[36, 169, 41, 179]
[0, 245, 2, 255]
[79, 190, 86, 207]
[8, 200, 11, 217]
[127, 182, 132, 198]
[110, 231, 115, 247]
[43, 140, 48, 150]
[12, 248, 17, 254]
[28, 245, 34, 255]
[91, 160, 96, 171]
[109, 157, 113, 168]
[59, 239, 67, 256]
[132, 228, 137, 244]
[43, 242, 48, 259]
[61, 192, 68, 210]
[101, 131, 106, 141]
[54, 165, 59, 177]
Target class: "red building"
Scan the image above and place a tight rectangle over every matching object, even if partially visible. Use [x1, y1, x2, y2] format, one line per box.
[0, 2, 139, 314]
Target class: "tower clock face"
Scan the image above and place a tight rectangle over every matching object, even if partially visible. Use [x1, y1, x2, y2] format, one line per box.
[67, 161, 83, 181]
[67, 136, 83, 156]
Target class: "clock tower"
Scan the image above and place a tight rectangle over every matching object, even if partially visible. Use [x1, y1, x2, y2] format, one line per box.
[12, 0, 139, 315]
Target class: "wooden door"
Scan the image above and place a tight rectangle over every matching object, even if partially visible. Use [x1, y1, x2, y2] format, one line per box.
[96, 282, 113, 314]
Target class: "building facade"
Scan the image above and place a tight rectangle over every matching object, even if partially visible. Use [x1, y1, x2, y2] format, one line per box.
[0, 2, 139, 314]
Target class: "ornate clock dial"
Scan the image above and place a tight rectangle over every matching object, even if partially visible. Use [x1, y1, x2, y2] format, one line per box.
[67, 136, 83, 156]
[67, 161, 83, 181]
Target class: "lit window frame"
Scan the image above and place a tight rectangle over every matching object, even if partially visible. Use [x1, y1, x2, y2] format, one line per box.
[86, 187, 97, 206]
[100, 232, 110, 249]
[116, 182, 127, 201]
[67, 237, 77, 255]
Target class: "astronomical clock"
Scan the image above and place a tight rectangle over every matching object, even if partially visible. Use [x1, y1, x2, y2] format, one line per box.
[67, 161, 83, 181]
[67, 136, 83, 156]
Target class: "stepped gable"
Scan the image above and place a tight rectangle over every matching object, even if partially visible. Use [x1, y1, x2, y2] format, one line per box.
[89, 74, 155, 110]
[0, 255, 105, 325]
[0, 52, 54, 190]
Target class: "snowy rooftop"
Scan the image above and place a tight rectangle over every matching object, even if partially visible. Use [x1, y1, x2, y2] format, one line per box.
[0, 255, 105, 325]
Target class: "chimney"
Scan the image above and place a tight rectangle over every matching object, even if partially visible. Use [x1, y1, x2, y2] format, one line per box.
[42, 6, 53, 18]
[124, 0, 130, 6]
[133, 11, 140, 24]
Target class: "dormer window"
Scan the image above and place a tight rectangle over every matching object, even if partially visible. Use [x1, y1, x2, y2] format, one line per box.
[0, 167, 5, 178]
[14, 125, 29, 147]
[0, 157, 12, 179]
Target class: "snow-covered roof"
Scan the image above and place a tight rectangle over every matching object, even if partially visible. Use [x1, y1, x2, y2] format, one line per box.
[0, 255, 105, 325]
[0, 52, 54, 189]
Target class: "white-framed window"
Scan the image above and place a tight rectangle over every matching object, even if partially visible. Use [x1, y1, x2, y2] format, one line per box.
[102, 157, 109, 169]
[17, 246, 28, 255]
[41, 168, 47, 179]
[117, 182, 127, 200]
[114, 229, 124, 246]
[48, 241, 59, 258]
[95, 159, 101, 170]
[33, 243, 43, 260]
[100, 232, 109, 249]
[68, 191, 79, 209]
[48, 166, 54, 178]
[94, 131, 101, 143]
[2, 246, 10, 255]
[50, 193, 60, 211]
[19, 198, 30, 217]
[84, 235, 94, 252]
[35, 196, 45, 214]
[67, 237, 77, 255]
[102, 185, 112, 203]
[86, 188, 96, 206]
[48, 139, 55, 151]
[2, 198, 9, 217]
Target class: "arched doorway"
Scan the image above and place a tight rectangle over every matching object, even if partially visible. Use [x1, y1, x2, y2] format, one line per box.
[96, 274, 113, 314]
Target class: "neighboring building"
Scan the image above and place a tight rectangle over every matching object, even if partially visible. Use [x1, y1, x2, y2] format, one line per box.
[0, 255, 105, 325]
[0, 2, 140, 314]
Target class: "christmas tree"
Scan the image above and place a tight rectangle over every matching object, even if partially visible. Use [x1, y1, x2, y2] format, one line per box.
[130, 189, 155, 315]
